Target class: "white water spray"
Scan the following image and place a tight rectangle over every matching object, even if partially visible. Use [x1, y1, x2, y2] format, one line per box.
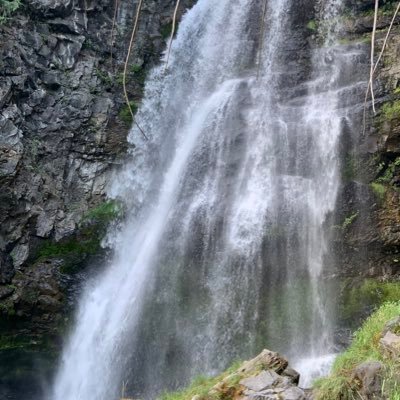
[50, 0, 363, 397]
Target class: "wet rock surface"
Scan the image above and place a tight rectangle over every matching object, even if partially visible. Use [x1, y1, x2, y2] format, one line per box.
[0, 0, 194, 326]
[332, 2, 400, 282]
[0, 0, 194, 397]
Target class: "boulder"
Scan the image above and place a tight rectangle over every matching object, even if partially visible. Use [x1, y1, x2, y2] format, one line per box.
[194, 350, 304, 400]
[380, 331, 400, 359]
[240, 370, 282, 392]
[237, 349, 289, 376]
[352, 361, 384, 399]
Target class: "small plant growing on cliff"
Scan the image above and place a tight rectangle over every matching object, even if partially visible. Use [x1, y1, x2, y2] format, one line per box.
[306, 20, 317, 31]
[376, 157, 400, 184]
[371, 182, 387, 202]
[342, 211, 359, 230]
[119, 101, 138, 124]
[0, 0, 20, 22]
[382, 100, 400, 120]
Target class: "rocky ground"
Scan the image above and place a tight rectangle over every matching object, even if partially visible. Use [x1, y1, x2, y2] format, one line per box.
[159, 349, 311, 400]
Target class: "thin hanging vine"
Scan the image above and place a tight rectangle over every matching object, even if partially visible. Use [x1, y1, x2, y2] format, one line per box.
[363, 1, 400, 133]
[110, 0, 120, 69]
[369, 0, 379, 114]
[257, 0, 268, 80]
[165, 0, 181, 71]
[123, 0, 148, 141]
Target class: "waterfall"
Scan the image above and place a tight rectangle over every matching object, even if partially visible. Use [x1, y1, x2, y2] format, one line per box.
[49, 0, 360, 398]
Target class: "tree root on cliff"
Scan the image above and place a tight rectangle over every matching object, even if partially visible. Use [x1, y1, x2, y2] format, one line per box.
[257, 0, 268, 80]
[110, 0, 120, 69]
[363, 0, 400, 134]
[165, 0, 181, 71]
[123, 0, 148, 141]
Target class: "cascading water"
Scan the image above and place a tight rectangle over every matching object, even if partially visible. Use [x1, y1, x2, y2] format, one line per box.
[49, 0, 363, 398]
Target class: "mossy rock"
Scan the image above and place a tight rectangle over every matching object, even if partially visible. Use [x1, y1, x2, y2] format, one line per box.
[34, 200, 124, 274]
[339, 279, 400, 327]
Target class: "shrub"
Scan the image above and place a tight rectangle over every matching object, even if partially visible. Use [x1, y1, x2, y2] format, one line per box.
[0, 0, 20, 23]
[382, 100, 400, 121]
[370, 182, 387, 202]
[118, 101, 138, 124]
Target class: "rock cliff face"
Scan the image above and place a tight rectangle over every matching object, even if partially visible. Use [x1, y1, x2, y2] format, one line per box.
[333, 2, 400, 280]
[0, 0, 193, 397]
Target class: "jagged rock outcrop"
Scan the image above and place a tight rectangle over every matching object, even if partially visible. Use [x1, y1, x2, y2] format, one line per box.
[332, 2, 400, 280]
[0, 0, 194, 327]
[0, 0, 194, 397]
[188, 350, 308, 400]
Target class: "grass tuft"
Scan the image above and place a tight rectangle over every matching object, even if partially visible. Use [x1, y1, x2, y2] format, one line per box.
[158, 361, 242, 400]
[314, 302, 400, 400]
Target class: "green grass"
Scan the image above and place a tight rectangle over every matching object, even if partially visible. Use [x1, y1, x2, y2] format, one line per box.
[306, 20, 317, 31]
[376, 157, 400, 184]
[158, 361, 242, 400]
[382, 100, 400, 121]
[314, 301, 400, 400]
[342, 212, 359, 230]
[340, 279, 400, 323]
[35, 200, 123, 274]
[371, 182, 387, 202]
[81, 200, 123, 224]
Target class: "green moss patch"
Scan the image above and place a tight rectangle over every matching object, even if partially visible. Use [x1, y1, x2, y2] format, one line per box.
[35, 200, 123, 274]
[382, 100, 400, 121]
[0, 0, 20, 23]
[118, 101, 138, 125]
[306, 20, 317, 31]
[340, 279, 400, 326]
[371, 182, 387, 202]
[314, 301, 400, 400]
[81, 199, 123, 224]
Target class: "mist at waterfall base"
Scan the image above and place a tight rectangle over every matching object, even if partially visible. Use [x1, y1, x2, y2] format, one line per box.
[49, 1, 367, 398]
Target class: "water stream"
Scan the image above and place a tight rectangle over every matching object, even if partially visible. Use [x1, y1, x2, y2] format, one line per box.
[50, 0, 365, 398]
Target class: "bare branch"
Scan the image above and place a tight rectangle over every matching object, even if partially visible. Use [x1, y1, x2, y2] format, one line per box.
[123, 0, 149, 141]
[165, 0, 181, 71]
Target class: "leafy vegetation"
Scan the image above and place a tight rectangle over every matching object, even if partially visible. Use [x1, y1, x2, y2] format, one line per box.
[119, 100, 138, 124]
[342, 155, 357, 182]
[333, 212, 359, 231]
[382, 100, 400, 120]
[161, 22, 174, 39]
[95, 68, 112, 86]
[314, 301, 400, 400]
[342, 212, 359, 230]
[370, 182, 387, 202]
[340, 279, 400, 324]
[81, 199, 123, 224]
[306, 20, 317, 31]
[35, 200, 123, 274]
[376, 157, 400, 184]
[0, 0, 20, 23]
